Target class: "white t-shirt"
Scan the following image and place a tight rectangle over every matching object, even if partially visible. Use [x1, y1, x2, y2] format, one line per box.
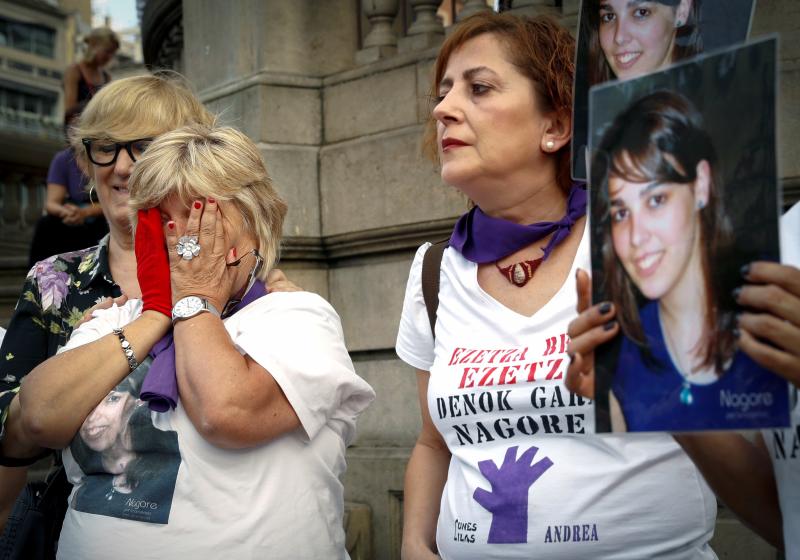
[56, 292, 375, 560]
[767, 394, 800, 559]
[396, 226, 717, 559]
[763, 202, 800, 559]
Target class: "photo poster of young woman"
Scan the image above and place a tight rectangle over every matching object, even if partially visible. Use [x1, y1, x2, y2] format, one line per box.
[586, 37, 790, 434]
[571, 0, 756, 181]
[63, 357, 181, 523]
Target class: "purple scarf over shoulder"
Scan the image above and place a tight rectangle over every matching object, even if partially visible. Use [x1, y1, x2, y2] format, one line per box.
[450, 183, 587, 263]
[140, 281, 268, 412]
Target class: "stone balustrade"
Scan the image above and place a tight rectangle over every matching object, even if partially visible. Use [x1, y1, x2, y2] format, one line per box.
[0, 100, 63, 255]
[0, 167, 46, 325]
[0, 107, 62, 143]
[0, 106, 63, 233]
[0, 168, 46, 254]
[356, 0, 579, 64]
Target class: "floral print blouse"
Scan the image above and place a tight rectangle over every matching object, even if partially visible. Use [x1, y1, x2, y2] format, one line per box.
[0, 235, 120, 451]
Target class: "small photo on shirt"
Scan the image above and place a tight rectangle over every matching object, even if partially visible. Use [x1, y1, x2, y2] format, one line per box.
[68, 359, 181, 523]
[586, 37, 790, 433]
[572, 0, 756, 180]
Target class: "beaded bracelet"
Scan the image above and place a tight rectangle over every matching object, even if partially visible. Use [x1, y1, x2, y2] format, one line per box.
[112, 328, 139, 372]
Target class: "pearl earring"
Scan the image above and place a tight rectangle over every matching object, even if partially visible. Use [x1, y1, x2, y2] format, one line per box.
[675, 18, 683, 28]
[545, 140, 555, 150]
[697, 200, 706, 210]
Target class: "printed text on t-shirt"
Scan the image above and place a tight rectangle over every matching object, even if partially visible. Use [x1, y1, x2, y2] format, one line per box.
[437, 333, 592, 445]
[450, 334, 569, 388]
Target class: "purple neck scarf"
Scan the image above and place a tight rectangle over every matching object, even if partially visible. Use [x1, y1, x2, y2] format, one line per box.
[140, 281, 268, 412]
[450, 183, 587, 264]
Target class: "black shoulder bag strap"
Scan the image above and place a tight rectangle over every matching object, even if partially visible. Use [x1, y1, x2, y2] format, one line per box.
[421, 240, 449, 340]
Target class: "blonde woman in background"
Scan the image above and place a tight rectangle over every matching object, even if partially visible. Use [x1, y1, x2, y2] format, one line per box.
[0, 74, 212, 544]
[63, 27, 119, 114]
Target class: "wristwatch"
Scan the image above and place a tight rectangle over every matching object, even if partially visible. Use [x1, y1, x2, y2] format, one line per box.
[171, 296, 221, 323]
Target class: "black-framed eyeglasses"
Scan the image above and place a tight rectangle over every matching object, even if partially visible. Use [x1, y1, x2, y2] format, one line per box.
[82, 138, 153, 167]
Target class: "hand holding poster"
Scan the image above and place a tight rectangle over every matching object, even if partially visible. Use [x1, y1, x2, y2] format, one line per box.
[587, 38, 790, 433]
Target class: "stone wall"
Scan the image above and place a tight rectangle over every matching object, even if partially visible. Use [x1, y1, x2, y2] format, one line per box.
[178, 1, 799, 558]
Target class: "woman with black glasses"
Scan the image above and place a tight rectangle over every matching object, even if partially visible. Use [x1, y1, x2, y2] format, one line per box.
[0, 74, 215, 537]
[0, 73, 304, 547]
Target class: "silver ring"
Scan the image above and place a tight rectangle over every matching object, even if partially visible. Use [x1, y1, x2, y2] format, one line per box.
[176, 235, 200, 261]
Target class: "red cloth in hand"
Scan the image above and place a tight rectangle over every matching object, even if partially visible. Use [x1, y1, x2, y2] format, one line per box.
[135, 208, 172, 317]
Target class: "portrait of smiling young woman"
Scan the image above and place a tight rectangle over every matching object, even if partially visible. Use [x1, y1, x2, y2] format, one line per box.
[582, 89, 789, 433]
[592, 0, 698, 82]
[571, 0, 715, 181]
[607, 153, 709, 304]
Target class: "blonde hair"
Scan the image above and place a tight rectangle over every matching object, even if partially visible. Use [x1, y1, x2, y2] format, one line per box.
[128, 124, 287, 278]
[70, 72, 213, 178]
[82, 27, 120, 64]
[70, 72, 213, 145]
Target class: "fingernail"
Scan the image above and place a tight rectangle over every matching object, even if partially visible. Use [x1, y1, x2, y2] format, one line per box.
[603, 320, 617, 331]
[208, 197, 215, 204]
[740, 264, 751, 278]
[733, 327, 740, 339]
[599, 302, 612, 315]
[167, 221, 175, 230]
[194, 201, 202, 209]
[732, 287, 742, 301]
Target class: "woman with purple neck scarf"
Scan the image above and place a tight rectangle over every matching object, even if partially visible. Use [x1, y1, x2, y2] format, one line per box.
[19, 124, 375, 558]
[396, 12, 718, 559]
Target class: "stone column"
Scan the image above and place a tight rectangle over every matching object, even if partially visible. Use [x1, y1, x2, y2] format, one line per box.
[506, 0, 578, 28]
[513, 0, 551, 6]
[399, 0, 444, 53]
[23, 175, 45, 228]
[2, 173, 23, 228]
[507, 0, 560, 17]
[560, 0, 581, 29]
[356, 0, 399, 64]
[458, 0, 491, 21]
[344, 501, 373, 560]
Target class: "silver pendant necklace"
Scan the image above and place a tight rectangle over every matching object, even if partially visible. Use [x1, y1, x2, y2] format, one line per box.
[661, 313, 695, 406]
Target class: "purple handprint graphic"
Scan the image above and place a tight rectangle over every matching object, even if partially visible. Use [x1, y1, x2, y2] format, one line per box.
[473, 445, 554, 544]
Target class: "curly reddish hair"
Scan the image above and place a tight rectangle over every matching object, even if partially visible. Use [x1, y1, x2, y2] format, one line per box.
[423, 12, 575, 192]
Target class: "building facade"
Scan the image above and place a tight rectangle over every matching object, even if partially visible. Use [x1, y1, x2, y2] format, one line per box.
[143, 0, 800, 558]
[0, 0, 91, 320]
